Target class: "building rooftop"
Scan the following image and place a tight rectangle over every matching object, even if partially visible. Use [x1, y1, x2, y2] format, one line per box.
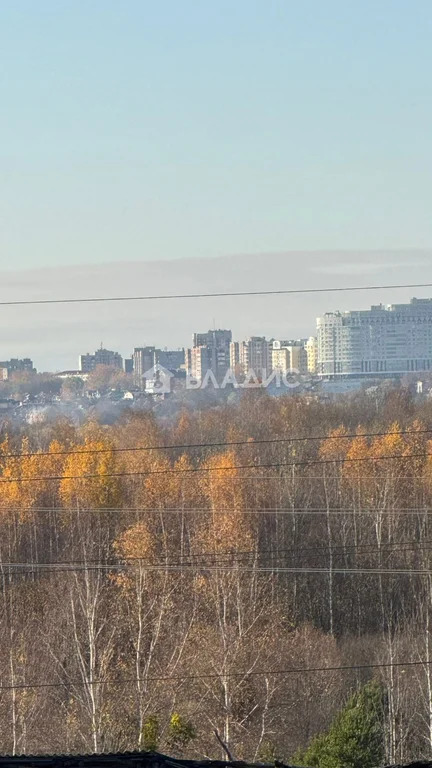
[0, 752, 425, 768]
[0, 753, 286, 768]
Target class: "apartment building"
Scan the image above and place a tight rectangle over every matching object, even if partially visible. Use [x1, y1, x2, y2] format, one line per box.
[229, 341, 240, 370]
[271, 340, 308, 375]
[271, 341, 290, 372]
[154, 348, 185, 371]
[305, 336, 318, 374]
[0, 358, 35, 375]
[317, 298, 432, 377]
[132, 347, 156, 384]
[79, 347, 123, 373]
[187, 329, 232, 381]
[239, 337, 271, 378]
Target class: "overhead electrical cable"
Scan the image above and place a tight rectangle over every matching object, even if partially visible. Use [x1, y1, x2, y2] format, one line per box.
[0, 538, 431, 567]
[1, 450, 431, 484]
[1, 564, 432, 575]
[0, 658, 431, 691]
[1, 426, 431, 461]
[2, 281, 432, 307]
[0, 505, 430, 515]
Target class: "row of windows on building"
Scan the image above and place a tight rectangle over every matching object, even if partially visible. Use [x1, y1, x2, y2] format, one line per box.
[185, 331, 318, 381]
[317, 299, 432, 376]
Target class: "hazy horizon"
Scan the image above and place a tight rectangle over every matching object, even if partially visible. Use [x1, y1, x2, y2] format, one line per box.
[0, 248, 430, 371]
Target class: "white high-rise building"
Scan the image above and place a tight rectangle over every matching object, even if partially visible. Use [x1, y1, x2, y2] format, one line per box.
[317, 298, 432, 377]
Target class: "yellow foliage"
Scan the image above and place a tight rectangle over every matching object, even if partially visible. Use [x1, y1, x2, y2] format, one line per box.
[0, 435, 68, 519]
[319, 426, 352, 461]
[371, 421, 405, 458]
[60, 435, 122, 509]
[342, 429, 374, 489]
[196, 451, 255, 553]
[114, 520, 155, 561]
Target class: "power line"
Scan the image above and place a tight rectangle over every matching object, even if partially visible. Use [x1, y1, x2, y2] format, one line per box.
[0, 658, 430, 691]
[1, 563, 432, 575]
[0, 505, 431, 515]
[1, 426, 431, 461]
[0, 450, 431, 484]
[1, 281, 432, 307]
[2, 538, 430, 567]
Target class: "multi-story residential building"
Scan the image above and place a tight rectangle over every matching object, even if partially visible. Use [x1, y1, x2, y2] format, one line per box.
[154, 348, 185, 371]
[239, 337, 271, 378]
[0, 358, 35, 374]
[187, 345, 208, 381]
[286, 342, 308, 375]
[79, 347, 123, 373]
[305, 336, 318, 374]
[271, 340, 308, 375]
[187, 330, 232, 381]
[126, 348, 185, 380]
[132, 347, 156, 384]
[317, 298, 432, 377]
[229, 341, 240, 371]
[271, 341, 290, 372]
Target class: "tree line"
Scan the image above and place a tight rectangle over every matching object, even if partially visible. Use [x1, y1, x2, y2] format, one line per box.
[0, 385, 431, 761]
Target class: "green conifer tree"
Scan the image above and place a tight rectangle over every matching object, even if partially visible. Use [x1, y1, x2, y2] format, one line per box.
[294, 680, 385, 768]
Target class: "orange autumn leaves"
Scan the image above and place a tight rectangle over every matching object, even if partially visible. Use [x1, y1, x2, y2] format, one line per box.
[1, 417, 432, 528]
[0, 427, 122, 515]
[318, 420, 432, 497]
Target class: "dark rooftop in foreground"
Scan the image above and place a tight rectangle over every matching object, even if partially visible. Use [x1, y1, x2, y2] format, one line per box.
[0, 754, 276, 768]
[0, 752, 427, 768]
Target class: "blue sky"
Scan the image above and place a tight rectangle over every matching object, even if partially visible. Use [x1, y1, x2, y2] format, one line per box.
[1, 0, 431, 272]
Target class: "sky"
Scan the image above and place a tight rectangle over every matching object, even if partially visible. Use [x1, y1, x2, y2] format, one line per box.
[0, 1, 431, 367]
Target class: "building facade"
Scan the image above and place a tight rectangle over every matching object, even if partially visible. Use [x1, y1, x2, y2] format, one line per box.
[305, 336, 318, 374]
[271, 341, 290, 373]
[187, 330, 232, 382]
[271, 340, 308, 375]
[0, 358, 35, 374]
[132, 347, 156, 384]
[286, 343, 308, 375]
[154, 348, 185, 371]
[79, 347, 123, 373]
[229, 341, 240, 371]
[239, 337, 271, 378]
[317, 298, 432, 377]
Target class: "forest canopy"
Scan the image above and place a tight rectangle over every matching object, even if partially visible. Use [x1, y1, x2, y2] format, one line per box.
[0, 387, 431, 760]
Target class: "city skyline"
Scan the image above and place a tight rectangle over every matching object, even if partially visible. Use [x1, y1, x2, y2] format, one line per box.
[0, 249, 431, 370]
[6, 292, 432, 379]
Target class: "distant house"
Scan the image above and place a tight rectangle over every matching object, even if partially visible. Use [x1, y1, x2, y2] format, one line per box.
[0, 398, 19, 411]
[55, 370, 89, 382]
